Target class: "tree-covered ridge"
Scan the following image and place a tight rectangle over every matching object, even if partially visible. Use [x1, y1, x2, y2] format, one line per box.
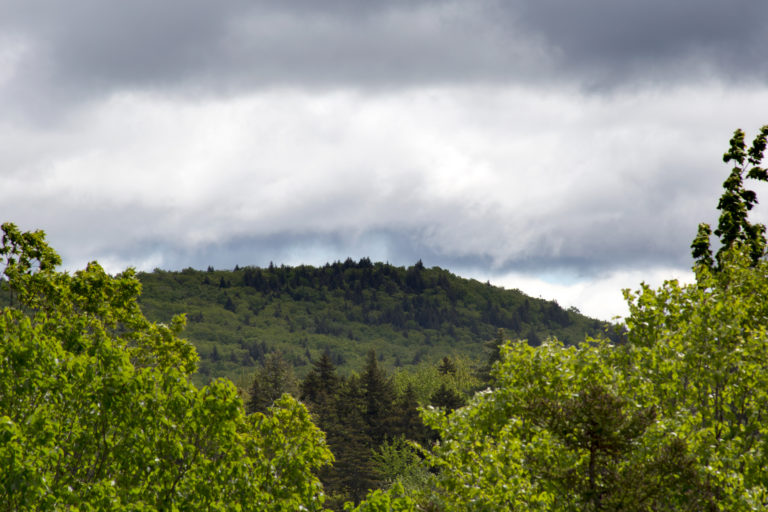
[136, 258, 609, 383]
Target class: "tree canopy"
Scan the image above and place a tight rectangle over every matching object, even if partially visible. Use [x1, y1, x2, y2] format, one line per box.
[0, 222, 332, 510]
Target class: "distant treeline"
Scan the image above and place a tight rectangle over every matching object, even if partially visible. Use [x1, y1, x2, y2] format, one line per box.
[136, 258, 616, 383]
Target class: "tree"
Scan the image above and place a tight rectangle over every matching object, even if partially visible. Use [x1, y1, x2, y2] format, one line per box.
[301, 351, 340, 407]
[437, 356, 456, 375]
[692, 125, 768, 268]
[360, 349, 397, 446]
[323, 375, 381, 507]
[247, 350, 298, 414]
[623, 246, 768, 508]
[416, 338, 717, 511]
[479, 328, 506, 383]
[0, 223, 332, 510]
[428, 383, 465, 413]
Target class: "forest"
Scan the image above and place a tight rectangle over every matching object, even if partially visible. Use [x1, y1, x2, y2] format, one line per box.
[1, 125, 768, 510]
[134, 256, 612, 386]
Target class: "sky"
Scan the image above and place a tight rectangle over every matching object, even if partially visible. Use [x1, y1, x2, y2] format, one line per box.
[2, 1, 768, 321]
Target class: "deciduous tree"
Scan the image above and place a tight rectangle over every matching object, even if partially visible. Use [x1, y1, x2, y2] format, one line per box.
[0, 222, 332, 510]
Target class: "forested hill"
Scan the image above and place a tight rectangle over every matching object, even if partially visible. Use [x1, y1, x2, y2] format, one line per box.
[136, 258, 611, 384]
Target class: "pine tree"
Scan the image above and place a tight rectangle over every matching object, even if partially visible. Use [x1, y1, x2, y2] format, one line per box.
[321, 376, 381, 507]
[479, 328, 505, 383]
[392, 384, 431, 444]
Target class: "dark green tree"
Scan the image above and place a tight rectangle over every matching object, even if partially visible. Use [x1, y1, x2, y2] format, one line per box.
[247, 350, 298, 414]
[322, 376, 381, 508]
[517, 382, 716, 511]
[301, 352, 340, 405]
[692, 125, 768, 268]
[437, 356, 456, 376]
[391, 384, 430, 444]
[479, 328, 506, 383]
[360, 349, 397, 445]
[429, 383, 466, 414]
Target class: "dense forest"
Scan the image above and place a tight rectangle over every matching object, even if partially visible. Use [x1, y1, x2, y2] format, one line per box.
[2, 125, 768, 510]
[136, 260, 611, 385]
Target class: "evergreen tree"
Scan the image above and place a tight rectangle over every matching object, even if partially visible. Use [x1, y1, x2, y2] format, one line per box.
[360, 349, 397, 445]
[479, 328, 505, 383]
[437, 356, 456, 375]
[301, 352, 340, 406]
[429, 383, 466, 413]
[322, 376, 381, 507]
[247, 351, 298, 414]
[392, 384, 431, 444]
[693, 125, 768, 268]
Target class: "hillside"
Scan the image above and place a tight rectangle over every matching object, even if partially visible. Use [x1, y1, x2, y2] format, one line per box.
[136, 258, 611, 384]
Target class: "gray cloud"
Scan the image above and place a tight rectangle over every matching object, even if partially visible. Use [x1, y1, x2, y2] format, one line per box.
[3, 0, 767, 123]
[513, 0, 768, 88]
[2, 83, 759, 282]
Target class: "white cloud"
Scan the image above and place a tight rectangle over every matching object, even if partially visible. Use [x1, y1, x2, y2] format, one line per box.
[479, 266, 696, 322]
[2, 82, 767, 301]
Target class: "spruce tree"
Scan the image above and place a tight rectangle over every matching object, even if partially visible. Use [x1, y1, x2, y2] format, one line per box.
[392, 384, 431, 444]
[246, 351, 297, 414]
[301, 352, 340, 406]
[360, 349, 397, 445]
[322, 376, 381, 507]
[429, 383, 466, 413]
[437, 356, 456, 375]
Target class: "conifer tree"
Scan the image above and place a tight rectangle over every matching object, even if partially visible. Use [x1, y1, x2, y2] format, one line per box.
[392, 384, 430, 444]
[247, 350, 297, 414]
[301, 352, 340, 406]
[322, 376, 381, 507]
[437, 356, 456, 375]
[692, 125, 768, 268]
[429, 383, 466, 413]
[360, 349, 397, 445]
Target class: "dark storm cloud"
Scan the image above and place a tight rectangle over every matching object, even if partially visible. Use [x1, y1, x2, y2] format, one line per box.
[512, 0, 768, 87]
[3, 0, 767, 118]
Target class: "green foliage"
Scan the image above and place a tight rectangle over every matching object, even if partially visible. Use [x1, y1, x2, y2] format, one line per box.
[246, 350, 298, 414]
[343, 482, 416, 512]
[0, 222, 332, 510]
[624, 246, 768, 507]
[391, 354, 482, 406]
[415, 338, 718, 511]
[371, 436, 430, 491]
[693, 125, 768, 268]
[134, 261, 607, 384]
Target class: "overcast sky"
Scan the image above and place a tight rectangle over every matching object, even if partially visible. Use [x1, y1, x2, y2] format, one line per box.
[2, 1, 768, 320]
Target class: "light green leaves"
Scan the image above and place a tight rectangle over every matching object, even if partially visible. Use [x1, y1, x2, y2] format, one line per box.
[0, 223, 332, 510]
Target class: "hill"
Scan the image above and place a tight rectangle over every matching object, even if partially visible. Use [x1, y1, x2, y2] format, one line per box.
[136, 258, 612, 385]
